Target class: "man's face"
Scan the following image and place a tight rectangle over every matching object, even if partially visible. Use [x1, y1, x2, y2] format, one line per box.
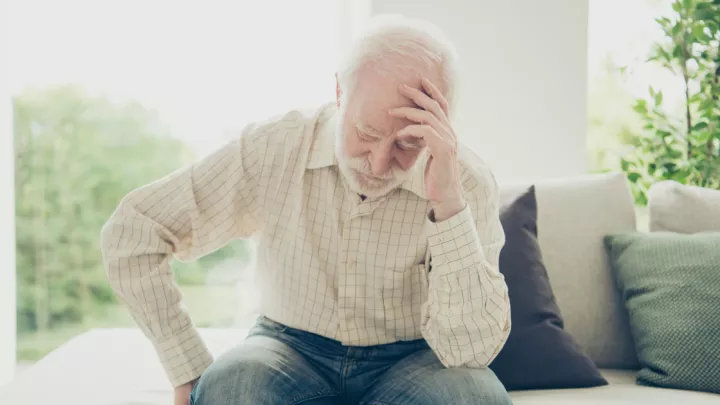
[335, 69, 435, 198]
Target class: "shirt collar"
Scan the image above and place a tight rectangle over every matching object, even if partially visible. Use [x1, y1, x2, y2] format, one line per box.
[307, 103, 428, 200]
[306, 103, 338, 170]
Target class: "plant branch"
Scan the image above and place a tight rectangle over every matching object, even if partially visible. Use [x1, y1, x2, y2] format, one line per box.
[681, 53, 693, 160]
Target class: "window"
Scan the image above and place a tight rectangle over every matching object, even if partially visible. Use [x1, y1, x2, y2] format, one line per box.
[588, 0, 677, 174]
[585, 0, 720, 229]
[1, 5, 17, 385]
[9, 0, 347, 373]
[588, 0, 719, 205]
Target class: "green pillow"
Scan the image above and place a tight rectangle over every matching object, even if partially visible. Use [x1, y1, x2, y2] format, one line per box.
[604, 232, 720, 394]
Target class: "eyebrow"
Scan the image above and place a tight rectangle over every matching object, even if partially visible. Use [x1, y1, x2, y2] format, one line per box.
[357, 122, 424, 148]
[356, 123, 385, 137]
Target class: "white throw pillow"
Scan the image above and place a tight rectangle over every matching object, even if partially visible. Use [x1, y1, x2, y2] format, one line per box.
[648, 181, 720, 233]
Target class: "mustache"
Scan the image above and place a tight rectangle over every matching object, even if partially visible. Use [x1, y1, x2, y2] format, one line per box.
[344, 157, 403, 180]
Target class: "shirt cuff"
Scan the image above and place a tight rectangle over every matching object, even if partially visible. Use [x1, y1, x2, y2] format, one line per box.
[152, 326, 214, 387]
[426, 204, 477, 274]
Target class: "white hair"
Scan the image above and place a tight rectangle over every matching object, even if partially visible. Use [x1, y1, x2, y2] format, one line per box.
[336, 14, 461, 115]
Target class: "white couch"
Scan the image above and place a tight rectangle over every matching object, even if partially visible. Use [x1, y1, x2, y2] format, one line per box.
[2, 172, 719, 404]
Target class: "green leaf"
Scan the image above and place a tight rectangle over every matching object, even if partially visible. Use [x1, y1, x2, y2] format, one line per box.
[633, 99, 648, 114]
[627, 172, 642, 182]
[664, 162, 679, 172]
[697, 131, 712, 143]
[672, 171, 689, 182]
[693, 121, 709, 131]
[657, 130, 673, 138]
[656, 17, 673, 31]
[689, 93, 705, 103]
[696, 7, 720, 20]
[668, 149, 684, 159]
[693, 22, 711, 41]
[671, 23, 683, 37]
[699, 99, 716, 111]
[707, 21, 719, 35]
[655, 91, 664, 106]
[672, 44, 684, 58]
[700, 108, 716, 120]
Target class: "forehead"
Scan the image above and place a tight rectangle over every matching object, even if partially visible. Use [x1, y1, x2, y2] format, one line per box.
[348, 68, 439, 136]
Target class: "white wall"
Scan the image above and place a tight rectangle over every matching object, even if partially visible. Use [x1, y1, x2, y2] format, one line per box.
[369, 0, 589, 184]
[0, 0, 17, 387]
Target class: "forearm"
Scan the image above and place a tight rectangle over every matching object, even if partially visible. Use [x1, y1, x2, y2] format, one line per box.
[100, 135, 261, 386]
[421, 204, 511, 368]
[101, 176, 215, 387]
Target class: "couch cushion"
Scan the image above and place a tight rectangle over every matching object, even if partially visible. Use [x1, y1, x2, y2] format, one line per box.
[3, 329, 718, 405]
[648, 180, 720, 233]
[490, 186, 607, 390]
[604, 231, 720, 395]
[500, 172, 639, 369]
[510, 369, 720, 404]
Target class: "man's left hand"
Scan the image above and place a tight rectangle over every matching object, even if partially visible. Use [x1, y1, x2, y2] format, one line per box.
[390, 77, 465, 222]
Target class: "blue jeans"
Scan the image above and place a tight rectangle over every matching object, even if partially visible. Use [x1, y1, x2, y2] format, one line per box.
[190, 316, 512, 405]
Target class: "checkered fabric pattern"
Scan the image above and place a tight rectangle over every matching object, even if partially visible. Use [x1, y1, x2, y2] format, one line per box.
[101, 102, 511, 387]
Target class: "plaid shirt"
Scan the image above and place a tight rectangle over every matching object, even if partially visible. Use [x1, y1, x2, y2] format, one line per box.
[101, 102, 510, 387]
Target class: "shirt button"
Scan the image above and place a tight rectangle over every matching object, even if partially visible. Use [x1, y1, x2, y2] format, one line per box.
[433, 236, 443, 244]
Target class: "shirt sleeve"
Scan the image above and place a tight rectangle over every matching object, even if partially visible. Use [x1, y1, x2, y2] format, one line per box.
[420, 166, 511, 368]
[100, 130, 264, 387]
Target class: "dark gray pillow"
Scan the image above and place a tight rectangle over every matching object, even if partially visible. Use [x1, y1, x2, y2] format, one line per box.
[489, 186, 607, 390]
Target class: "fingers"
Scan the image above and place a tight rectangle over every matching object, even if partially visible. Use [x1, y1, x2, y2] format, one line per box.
[397, 124, 455, 160]
[398, 83, 447, 124]
[395, 78, 455, 144]
[421, 77, 449, 117]
[397, 124, 440, 140]
[389, 107, 446, 133]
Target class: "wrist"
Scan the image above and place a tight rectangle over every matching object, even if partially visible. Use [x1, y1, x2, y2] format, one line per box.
[430, 198, 465, 222]
[175, 377, 199, 390]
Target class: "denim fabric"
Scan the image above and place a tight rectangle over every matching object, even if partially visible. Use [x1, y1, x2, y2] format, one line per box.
[190, 316, 511, 405]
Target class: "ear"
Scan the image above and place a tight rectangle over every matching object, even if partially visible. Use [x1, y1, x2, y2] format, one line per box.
[335, 72, 342, 109]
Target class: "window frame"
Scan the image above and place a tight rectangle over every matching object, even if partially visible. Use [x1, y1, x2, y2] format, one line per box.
[1, 5, 18, 385]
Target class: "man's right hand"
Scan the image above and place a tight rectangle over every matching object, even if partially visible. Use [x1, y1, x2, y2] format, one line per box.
[174, 378, 199, 405]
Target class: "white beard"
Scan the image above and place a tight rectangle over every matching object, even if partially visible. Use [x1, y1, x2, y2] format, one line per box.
[336, 154, 411, 199]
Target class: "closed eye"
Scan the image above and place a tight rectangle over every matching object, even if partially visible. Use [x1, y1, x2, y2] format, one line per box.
[355, 126, 379, 142]
[396, 140, 423, 151]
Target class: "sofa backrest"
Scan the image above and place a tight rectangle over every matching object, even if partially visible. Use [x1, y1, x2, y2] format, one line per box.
[500, 172, 640, 369]
[648, 180, 720, 233]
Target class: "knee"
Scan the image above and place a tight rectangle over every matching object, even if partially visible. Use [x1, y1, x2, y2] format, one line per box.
[190, 349, 280, 405]
[431, 368, 512, 405]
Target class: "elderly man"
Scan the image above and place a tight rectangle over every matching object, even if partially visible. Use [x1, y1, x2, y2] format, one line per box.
[101, 14, 511, 405]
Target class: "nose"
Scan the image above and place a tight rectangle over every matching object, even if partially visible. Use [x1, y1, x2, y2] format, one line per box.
[368, 143, 394, 177]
